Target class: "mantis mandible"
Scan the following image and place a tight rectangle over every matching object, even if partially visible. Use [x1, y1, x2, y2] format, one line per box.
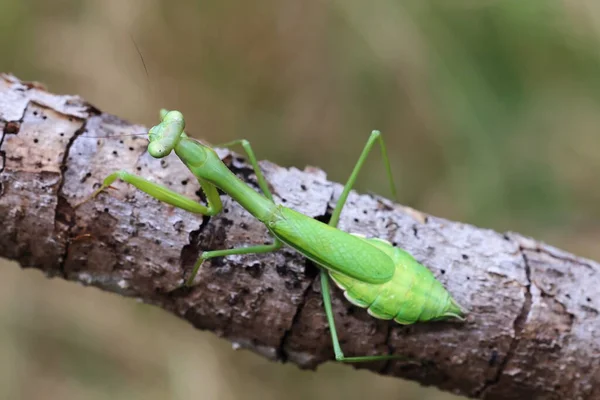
[81, 109, 466, 363]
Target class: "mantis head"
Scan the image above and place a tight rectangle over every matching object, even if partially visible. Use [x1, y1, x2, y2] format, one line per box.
[147, 109, 186, 159]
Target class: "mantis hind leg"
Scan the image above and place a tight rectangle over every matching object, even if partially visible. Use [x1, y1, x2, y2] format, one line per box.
[321, 131, 404, 363]
[320, 269, 410, 363]
[329, 130, 397, 228]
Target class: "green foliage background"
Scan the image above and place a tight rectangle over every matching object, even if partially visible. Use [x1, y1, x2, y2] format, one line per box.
[0, 0, 598, 399]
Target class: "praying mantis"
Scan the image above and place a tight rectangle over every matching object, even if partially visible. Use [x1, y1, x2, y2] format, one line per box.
[80, 109, 466, 363]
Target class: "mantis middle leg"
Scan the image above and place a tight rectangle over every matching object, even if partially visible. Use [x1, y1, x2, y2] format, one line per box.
[184, 139, 283, 286]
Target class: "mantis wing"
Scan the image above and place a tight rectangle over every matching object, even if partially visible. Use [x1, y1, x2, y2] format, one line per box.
[268, 207, 395, 284]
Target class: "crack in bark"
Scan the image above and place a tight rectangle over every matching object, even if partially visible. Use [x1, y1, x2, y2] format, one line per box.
[56, 117, 91, 277]
[0, 120, 5, 197]
[277, 195, 333, 364]
[381, 321, 397, 374]
[0, 105, 25, 176]
[508, 232, 596, 272]
[475, 245, 533, 398]
[178, 215, 212, 283]
[536, 246, 595, 272]
[277, 256, 319, 363]
[53, 99, 104, 279]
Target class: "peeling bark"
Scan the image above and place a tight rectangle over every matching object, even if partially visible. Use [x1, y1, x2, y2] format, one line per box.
[0, 73, 599, 399]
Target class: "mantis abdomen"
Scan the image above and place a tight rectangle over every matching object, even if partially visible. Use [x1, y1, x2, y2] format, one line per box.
[268, 207, 464, 325]
[329, 236, 464, 324]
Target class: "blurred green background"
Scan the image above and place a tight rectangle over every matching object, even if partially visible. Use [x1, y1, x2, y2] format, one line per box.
[1, 0, 599, 399]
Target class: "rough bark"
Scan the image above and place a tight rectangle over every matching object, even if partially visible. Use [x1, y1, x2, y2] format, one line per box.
[0, 73, 598, 399]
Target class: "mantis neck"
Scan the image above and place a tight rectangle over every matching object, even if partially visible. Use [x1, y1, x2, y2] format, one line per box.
[175, 139, 276, 223]
[213, 168, 277, 223]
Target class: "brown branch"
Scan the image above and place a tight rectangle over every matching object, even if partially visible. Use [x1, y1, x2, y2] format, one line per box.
[1, 73, 599, 399]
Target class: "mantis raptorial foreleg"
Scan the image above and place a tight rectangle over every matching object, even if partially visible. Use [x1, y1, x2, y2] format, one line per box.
[76, 170, 222, 215]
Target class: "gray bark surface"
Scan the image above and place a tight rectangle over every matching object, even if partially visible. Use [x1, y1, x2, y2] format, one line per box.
[1, 73, 598, 399]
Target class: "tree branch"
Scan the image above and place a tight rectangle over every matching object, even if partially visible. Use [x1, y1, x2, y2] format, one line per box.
[1, 73, 598, 399]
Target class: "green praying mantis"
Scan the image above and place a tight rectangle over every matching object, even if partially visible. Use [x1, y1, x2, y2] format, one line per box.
[79, 109, 466, 363]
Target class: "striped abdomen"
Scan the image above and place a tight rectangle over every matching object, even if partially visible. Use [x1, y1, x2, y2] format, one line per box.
[329, 235, 464, 324]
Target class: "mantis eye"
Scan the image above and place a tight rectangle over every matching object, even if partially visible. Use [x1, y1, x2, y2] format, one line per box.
[148, 142, 171, 158]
